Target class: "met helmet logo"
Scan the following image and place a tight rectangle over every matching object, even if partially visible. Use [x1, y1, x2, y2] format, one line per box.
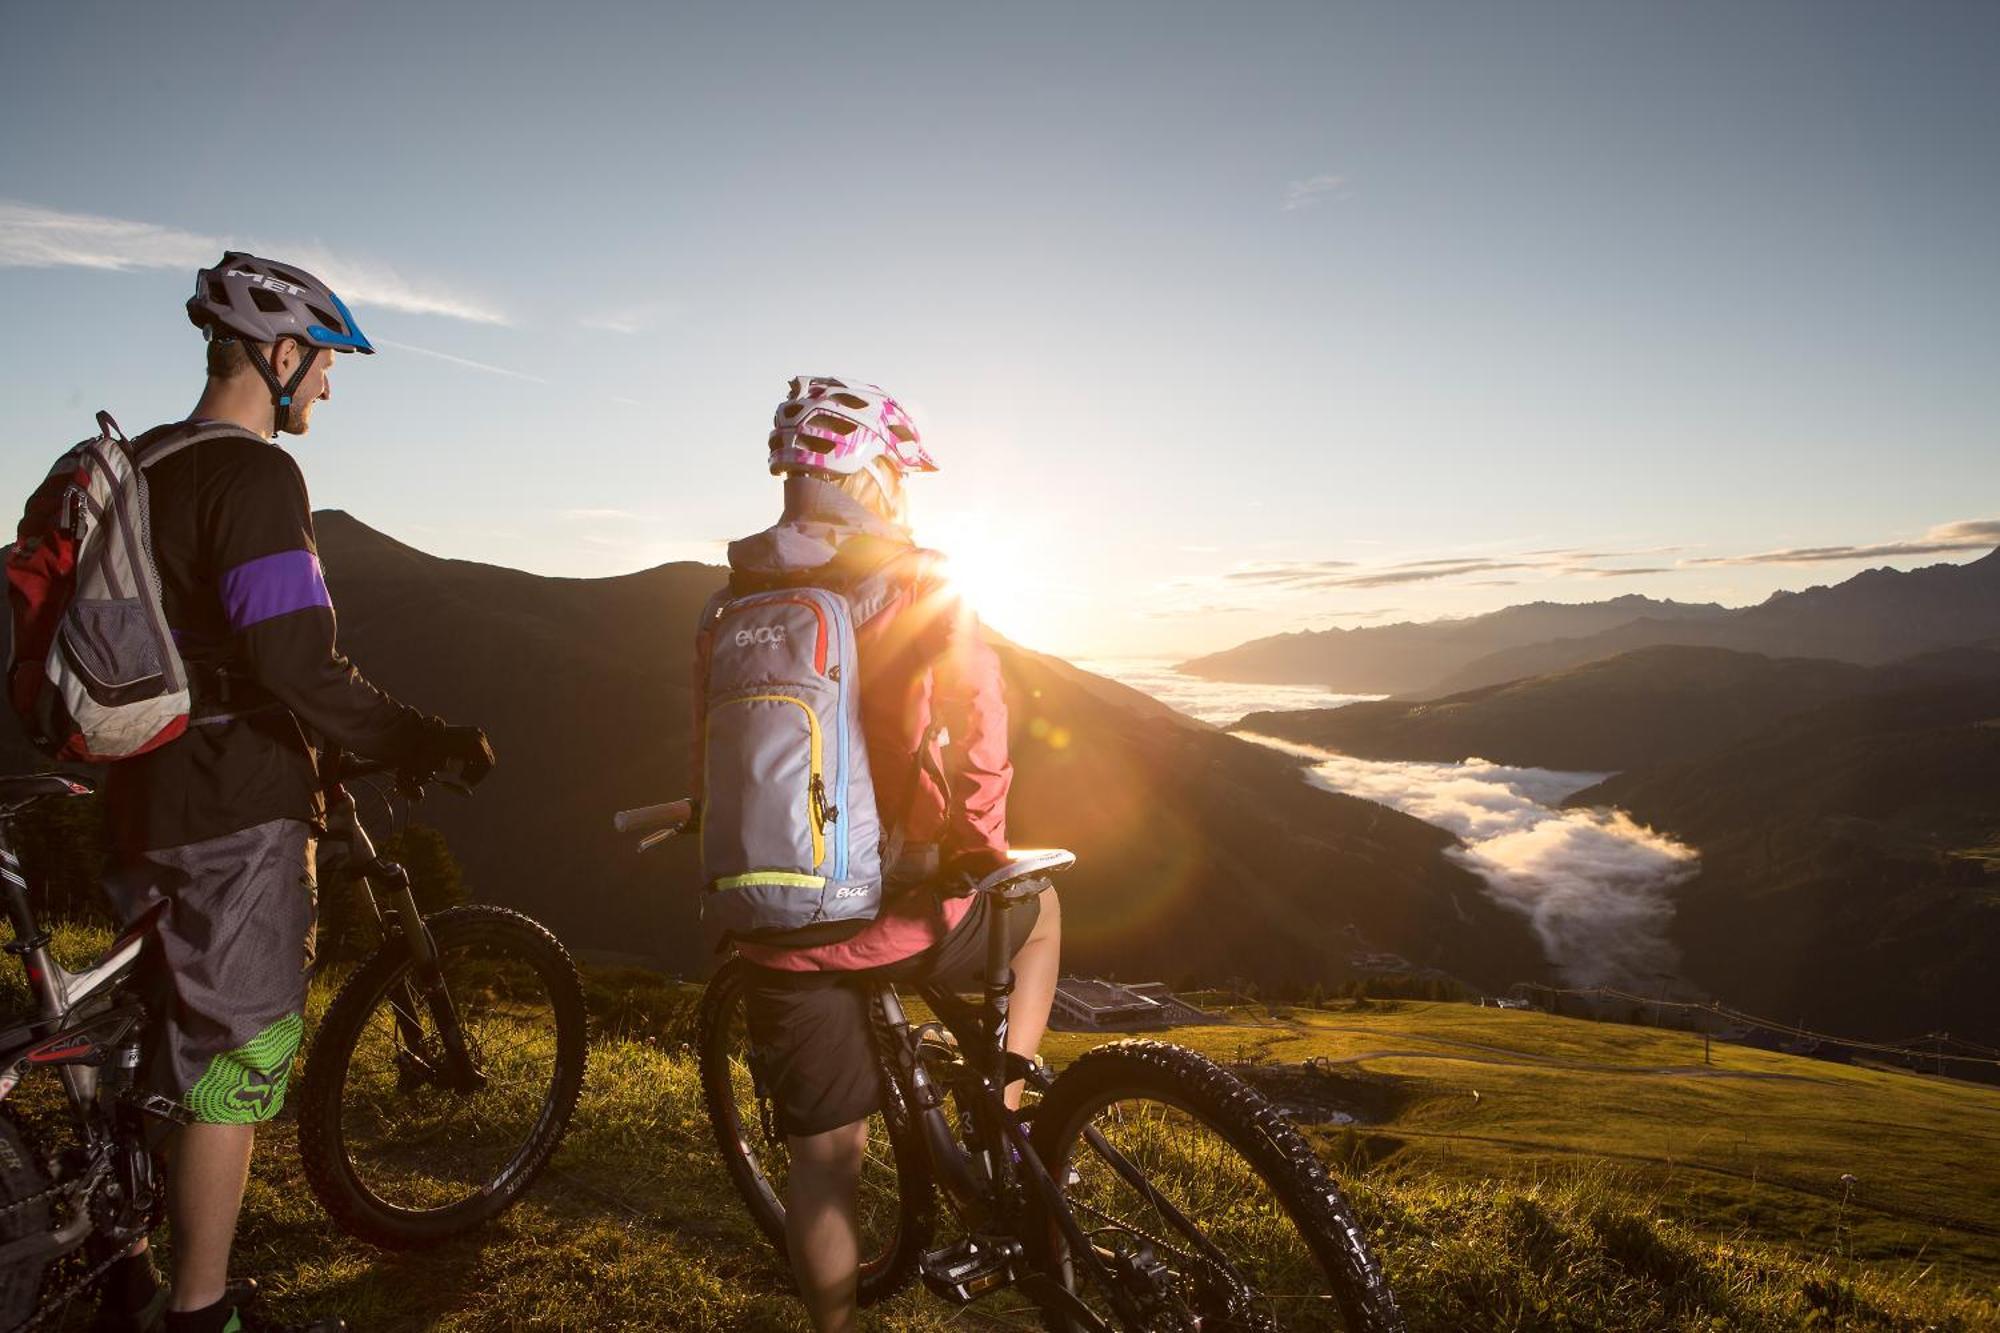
[226, 269, 308, 298]
[734, 625, 788, 648]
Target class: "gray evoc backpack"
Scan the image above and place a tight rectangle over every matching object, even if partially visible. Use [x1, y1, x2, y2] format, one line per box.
[694, 556, 918, 948]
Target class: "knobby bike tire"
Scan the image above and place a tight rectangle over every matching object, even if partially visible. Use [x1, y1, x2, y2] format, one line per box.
[695, 958, 933, 1306]
[296, 905, 588, 1249]
[1032, 1040, 1404, 1333]
[0, 1108, 51, 1330]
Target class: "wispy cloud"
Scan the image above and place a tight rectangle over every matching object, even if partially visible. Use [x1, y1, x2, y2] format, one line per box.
[1224, 560, 1357, 584]
[372, 338, 544, 382]
[0, 200, 508, 325]
[578, 300, 676, 335]
[1227, 557, 1542, 590]
[1282, 174, 1346, 212]
[1687, 518, 2000, 567]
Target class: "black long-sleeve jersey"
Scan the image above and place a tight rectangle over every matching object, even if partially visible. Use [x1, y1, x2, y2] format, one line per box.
[104, 421, 431, 854]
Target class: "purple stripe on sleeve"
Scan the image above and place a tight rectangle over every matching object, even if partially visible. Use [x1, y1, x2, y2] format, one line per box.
[220, 549, 332, 630]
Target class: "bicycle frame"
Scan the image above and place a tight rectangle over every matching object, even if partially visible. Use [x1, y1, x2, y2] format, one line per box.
[865, 888, 1152, 1330]
[320, 782, 485, 1093]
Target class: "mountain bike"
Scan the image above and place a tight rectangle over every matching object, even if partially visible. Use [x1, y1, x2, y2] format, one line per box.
[619, 800, 1404, 1331]
[0, 761, 586, 1329]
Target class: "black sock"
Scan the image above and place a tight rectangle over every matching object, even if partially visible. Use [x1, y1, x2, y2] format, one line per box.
[164, 1298, 234, 1333]
[105, 1251, 163, 1312]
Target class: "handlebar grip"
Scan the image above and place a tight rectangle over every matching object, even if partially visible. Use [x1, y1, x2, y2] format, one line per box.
[613, 800, 693, 835]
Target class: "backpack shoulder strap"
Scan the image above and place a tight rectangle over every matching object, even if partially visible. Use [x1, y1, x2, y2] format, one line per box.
[845, 545, 937, 625]
[132, 419, 268, 470]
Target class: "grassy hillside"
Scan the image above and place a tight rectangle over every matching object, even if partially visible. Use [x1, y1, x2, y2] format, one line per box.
[11, 930, 1994, 1330]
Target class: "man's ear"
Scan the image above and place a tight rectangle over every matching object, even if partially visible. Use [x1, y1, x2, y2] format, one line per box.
[267, 337, 299, 379]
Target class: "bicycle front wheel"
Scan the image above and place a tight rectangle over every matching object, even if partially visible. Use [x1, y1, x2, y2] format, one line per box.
[1033, 1040, 1403, 1332]
[695, 958, 932, 1306]
[297, 905, 588, 1248]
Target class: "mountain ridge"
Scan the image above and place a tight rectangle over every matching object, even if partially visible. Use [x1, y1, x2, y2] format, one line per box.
[1183, 550, 2000, 698]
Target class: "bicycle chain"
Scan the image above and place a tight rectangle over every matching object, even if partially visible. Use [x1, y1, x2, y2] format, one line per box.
[16, 1238, 133, 1333]
[2, 1155, 148, 1333]
[1064, 1192, 1268, 1331]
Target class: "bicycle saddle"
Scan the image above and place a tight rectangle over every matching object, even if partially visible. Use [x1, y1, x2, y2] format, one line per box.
[0, 773, 94, 812]
[974, 849, 1075, 900]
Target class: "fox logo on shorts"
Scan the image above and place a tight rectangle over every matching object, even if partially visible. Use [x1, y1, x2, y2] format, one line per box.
[229, 1066, 286, 1114]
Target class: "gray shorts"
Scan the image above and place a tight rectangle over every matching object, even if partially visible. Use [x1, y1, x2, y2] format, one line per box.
[102, 818, 317, 1124]
[743, 891, 1041, 1137]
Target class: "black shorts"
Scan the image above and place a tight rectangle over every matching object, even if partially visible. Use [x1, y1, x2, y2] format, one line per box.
[740, 891, 1042, 1137]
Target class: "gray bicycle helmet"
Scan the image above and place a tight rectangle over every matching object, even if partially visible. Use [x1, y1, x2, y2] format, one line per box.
[187, 252, 374, 354]
[187, 252, 373, 431]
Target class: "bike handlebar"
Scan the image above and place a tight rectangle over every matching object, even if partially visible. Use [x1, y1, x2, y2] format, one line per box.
[612, 800, 693, 835]
[324, 755, 471, 798]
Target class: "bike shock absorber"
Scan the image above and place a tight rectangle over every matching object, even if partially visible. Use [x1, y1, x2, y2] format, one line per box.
[907, 1044, 993, 1227]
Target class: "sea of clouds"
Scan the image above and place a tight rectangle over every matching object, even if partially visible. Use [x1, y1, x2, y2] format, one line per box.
[1074, 658, 1383, 727]
[1241, 736, 1699, 988]
[1078, 661, 1699, 988]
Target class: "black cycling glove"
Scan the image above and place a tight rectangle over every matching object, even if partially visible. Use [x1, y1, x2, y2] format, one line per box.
[408, 719, 496, 787]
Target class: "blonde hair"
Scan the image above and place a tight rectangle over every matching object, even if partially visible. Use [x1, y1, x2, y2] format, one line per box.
[833, 458, 908, 526]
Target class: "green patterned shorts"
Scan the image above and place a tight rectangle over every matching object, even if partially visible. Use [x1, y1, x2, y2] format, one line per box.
[103, 818, 317, 1125]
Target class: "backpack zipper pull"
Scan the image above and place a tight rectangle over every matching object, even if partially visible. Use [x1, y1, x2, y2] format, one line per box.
[811, 775, 839, 828]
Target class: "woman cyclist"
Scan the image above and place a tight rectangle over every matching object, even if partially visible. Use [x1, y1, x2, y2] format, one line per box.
[705, 376, 1061, 1332]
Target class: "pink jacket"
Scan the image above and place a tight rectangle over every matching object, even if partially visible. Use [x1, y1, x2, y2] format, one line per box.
[710, 478, 1011, 972]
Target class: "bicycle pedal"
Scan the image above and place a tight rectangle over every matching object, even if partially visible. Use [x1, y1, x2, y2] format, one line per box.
[919, 1237, 1021, 1303]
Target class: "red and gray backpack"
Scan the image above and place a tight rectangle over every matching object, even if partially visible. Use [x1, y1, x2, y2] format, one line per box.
[5, 413, 244, 762]
[693, 552, 929, 948]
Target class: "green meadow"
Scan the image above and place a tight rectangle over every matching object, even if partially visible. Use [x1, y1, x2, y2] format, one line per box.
[8, 935, 1996, 1329]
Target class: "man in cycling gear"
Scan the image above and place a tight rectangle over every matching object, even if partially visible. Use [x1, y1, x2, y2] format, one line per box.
[90, 253, 493, 1333]
[718, 376, 1061, 1333]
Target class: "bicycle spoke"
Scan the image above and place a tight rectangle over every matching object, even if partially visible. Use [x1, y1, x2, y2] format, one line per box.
[332, 939, 566, 1214]
[1056, 1093, 1356, 1330]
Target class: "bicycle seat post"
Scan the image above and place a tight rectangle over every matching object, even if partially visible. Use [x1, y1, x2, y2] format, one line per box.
[0, 826, 62, 1018]
[981, 892, 1016, 1091]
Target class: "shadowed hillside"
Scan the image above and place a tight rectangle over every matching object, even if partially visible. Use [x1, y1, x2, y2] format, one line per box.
[1572, 675, 2000, 1043]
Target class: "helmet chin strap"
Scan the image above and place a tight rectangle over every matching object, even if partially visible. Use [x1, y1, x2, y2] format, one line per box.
[238, 338, 317, 436]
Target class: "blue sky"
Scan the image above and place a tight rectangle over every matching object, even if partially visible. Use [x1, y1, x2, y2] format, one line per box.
[3, 0, 1995, 656]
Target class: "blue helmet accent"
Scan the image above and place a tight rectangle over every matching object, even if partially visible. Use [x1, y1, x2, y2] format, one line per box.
[306, 291, 374, 354]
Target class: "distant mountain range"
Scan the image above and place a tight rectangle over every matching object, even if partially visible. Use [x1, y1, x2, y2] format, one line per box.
[0, 513, 1546, 992]
[1182, 550, 2000, 698]
[1236, 643, 2000, 773]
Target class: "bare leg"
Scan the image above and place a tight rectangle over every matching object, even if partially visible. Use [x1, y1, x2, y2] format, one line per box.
[785, 1118, 869, 1333]
[167, 1122, 254, 1311]
[1004, 887, 1062, 1110]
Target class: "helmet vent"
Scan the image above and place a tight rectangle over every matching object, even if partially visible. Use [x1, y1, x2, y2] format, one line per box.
[805, 412, 859, 436]
[306, 305, 340, 332]
[248, 287, 287, 314]
[889, 424, 917, 443]
[266, 265, 310, 288]
[829, 393, 870, 409]
[206, 280, 229, 305]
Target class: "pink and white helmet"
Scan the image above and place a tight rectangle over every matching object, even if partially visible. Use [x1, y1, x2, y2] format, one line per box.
[767, 375, 938, 477]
